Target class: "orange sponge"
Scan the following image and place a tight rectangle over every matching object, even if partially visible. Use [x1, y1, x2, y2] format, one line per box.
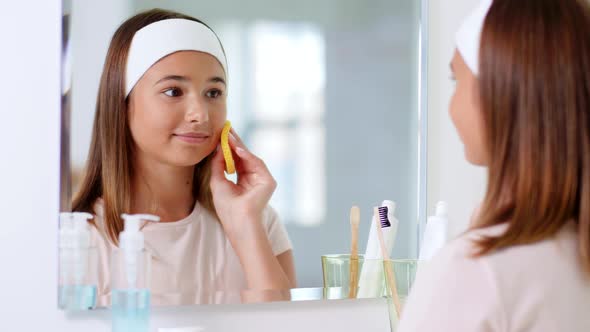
[221, 121, 235, 174]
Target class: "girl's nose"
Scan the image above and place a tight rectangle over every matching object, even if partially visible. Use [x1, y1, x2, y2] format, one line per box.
[185, 98, 209, 123]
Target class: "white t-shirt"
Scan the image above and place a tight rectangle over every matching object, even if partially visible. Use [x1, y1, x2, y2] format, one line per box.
[89, 199, 293, 306]
[398, 221, 590, 331]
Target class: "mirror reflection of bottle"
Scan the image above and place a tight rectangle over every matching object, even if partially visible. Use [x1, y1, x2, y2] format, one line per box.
[111, 214, 159, 332]
[58, 212, 98, 310]
[357, 200, 399, 298]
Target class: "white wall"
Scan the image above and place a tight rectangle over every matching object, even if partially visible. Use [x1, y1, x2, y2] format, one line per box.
[0, 0, 64, 329]
[0, 0, 484, 331]
[426, 0, 487, 238]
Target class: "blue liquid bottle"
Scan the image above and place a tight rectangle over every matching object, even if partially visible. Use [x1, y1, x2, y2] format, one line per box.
[111, 213, 159, 332]
[58, 212, 98, 310]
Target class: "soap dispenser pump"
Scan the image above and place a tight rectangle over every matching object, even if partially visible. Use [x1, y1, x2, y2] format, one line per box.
[111, 213, 159, 332]
[58, 212, 98, 310]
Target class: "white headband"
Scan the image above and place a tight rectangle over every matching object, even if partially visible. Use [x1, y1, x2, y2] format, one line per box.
[455, 0, 493, 75]
[125, 18, 228, 96]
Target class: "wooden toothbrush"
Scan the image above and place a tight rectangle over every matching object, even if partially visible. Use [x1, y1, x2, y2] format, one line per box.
[348, 206, 361, 299]
[374, 206, 403, 316]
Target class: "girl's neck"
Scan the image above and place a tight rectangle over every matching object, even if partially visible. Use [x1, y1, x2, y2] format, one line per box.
[131, 155, 196, 222]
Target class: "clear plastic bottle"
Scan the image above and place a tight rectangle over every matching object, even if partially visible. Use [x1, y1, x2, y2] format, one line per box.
[111, 213, 159, 332]
[58, 212, 98, 310]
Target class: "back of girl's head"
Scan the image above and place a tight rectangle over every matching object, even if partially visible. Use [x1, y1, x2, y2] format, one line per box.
[73, 9, 216, 244]
[475, 0, 590, 272]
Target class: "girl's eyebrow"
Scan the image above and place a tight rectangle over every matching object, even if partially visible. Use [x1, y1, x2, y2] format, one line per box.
[154, 75, 226, 86]
[154, 75, 190, 86]
[208, 76, 226, 86]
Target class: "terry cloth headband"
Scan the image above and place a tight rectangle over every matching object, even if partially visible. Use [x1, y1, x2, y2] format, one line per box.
[125, 18, 228, 96]
[455, 0, 493, 75]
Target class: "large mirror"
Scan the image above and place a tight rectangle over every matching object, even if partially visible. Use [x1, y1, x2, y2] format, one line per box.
[60, 0, 426, 308]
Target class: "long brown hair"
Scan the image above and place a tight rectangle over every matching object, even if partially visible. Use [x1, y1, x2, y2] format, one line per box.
[73, 9, 223, 245]
[474, 0, 590, 273]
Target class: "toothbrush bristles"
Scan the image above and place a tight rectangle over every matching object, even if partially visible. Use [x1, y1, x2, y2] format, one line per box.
[378, 206, 391, 228]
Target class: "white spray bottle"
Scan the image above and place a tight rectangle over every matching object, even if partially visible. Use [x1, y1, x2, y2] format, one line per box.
[419, 201, 449, 260]
[357, 200, 399, 298]
[111, 213, 159, 332]
[58, 212, 98, 310]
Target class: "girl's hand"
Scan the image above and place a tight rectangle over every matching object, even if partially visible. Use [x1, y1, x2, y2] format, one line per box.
[210, 129, 294, 291]
[209, 129, 277, 238]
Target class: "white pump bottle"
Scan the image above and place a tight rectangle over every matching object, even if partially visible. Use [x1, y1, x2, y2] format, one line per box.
[58, 212, 97, 310]
[111, 213, 159, 332]
[113, 213, 160, 289]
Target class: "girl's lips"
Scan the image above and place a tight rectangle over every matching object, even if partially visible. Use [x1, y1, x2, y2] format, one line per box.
[173, 133, 210, 144]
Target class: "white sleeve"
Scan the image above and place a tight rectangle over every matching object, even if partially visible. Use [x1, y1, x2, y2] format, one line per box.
[261, 205, 293, 256]
[397, 240, 506, 332]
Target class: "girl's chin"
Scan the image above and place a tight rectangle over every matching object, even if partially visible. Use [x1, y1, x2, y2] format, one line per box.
[464, 149, 487, 166]
[169, 152, 213, 167]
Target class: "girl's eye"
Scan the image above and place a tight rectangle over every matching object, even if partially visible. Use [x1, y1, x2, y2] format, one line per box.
[163, 87, 183, 97]
[206, 89, 223, 99]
